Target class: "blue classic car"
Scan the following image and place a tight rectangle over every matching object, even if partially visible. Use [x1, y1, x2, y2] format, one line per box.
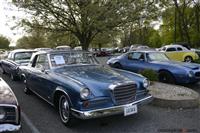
[0, 78, 21, 132]
[19, 50, 152, 126]
[0, 49, 36, 81]
[107, 51, 200, 84]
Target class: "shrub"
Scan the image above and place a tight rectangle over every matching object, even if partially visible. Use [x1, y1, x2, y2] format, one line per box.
[139, 69, 158, 81]
[193, 59, 200, 64]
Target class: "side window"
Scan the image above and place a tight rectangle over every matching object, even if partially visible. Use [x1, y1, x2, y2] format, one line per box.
[177, 47, 183, 51]
[32, 54, 49, 70]
[166, 47, 176, 52]
[128, 52, 144, 60]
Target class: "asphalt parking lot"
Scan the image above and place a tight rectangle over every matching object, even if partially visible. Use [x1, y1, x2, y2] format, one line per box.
[1, 56, 200, 133]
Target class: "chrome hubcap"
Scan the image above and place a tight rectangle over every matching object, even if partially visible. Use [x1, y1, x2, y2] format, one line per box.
[59, 96, 69, 122]
[185, 57, 191, 62]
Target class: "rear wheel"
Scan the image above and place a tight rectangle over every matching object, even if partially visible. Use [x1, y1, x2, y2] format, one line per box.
[159, 71, 176, 84]
[59, 95, 76, 127]
[184, 56, 193, 63]
[113, 63, 122, 69]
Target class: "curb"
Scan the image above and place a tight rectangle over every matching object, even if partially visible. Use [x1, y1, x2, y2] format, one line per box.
[149, 82, 200, 109]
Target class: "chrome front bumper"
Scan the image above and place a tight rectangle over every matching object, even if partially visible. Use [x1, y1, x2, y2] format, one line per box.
[71, 95, 153, 119]
[0, 124, 21, 132]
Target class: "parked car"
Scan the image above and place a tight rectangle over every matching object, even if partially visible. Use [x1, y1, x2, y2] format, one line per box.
[191, 48, 200, 58]
[19, 50, 152, 126]
[107, 51, 200, 84]
[129, 44, 150, 51]
[122, 47, 130, 53]
[0, 78, 21, 132]
[158, 45, 199, 62]
[0, 50, 9, 60]
[0, 49, 36, 81]
[94, 48, 111, 57]
[34, 48, 52, 51]
[56, 45, 71, 50]
[74, 46, 82, 51]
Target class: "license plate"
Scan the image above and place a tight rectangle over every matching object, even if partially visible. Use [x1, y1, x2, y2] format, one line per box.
[124, 104, 137, 116]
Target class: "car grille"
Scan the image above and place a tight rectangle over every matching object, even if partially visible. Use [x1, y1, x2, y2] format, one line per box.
[0, 106, 18, 124]
[195, 72, 200, 77]
[113, 83, 137, 105]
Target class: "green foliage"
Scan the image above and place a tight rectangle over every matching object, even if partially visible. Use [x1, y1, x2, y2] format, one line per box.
[193, 59, 200, 64]
[139, 69, 158, 81]
[0, 35, 10, 49]
[12, 0, 160, 50]
[16, 30, 46, 48]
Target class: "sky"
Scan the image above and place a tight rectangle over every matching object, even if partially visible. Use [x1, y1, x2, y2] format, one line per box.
[0, 0, 25, 46]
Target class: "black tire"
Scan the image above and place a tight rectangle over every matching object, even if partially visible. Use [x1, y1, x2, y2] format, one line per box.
[113, 63, 122, 69]
[59, 95, 77, 127]
[159, 71, 176, 84]
[23, 78, 32, 94]
[184, 56, 193, 63]
[1, 67, 5, 74]
[10, 73, 17, 81]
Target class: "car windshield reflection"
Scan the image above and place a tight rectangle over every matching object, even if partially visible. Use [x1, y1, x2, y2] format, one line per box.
[50, 52, 99, 68]
[147, 52, 169, 61]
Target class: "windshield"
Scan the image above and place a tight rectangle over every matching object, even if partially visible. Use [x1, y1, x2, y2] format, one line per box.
[147, 52, 169, 61]
[50, 52, 99, 67]
[14, 52, 33, 62]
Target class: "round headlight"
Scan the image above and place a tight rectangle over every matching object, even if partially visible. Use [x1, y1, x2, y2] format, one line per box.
[80, 88, 90, 99]
[143, 79, 149, 88]
[188, 71, 194, 77]
[0, 108, 6, 120]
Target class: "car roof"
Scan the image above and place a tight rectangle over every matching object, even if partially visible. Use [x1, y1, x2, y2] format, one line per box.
[163, 44, 184, 48]
[34, 50, 91, 55]
[127, 50, 159, 54]
[11, 49, 36, 53]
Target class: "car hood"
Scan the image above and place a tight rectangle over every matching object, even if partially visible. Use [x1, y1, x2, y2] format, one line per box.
[54, 65, 134, 96]
[151, 61, 200, 70]
[0, 78, 18, 105]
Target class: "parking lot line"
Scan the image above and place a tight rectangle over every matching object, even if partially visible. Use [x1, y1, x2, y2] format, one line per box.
[21, 111, 41, 133]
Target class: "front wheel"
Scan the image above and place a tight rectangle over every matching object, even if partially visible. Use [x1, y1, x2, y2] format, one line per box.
[113, 63, 122, 69]
[159, 71, 176, 84]
[184, 56, 193, 63]
[59, 95, 76, 127]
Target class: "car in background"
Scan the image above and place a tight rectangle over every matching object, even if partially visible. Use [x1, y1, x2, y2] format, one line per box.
[129, 44, 150, 51]
[74, 46, 82, 51]
[158, 45, 199, 62]
[94, 48, 111, 57]
[0, 50, 9, 60]
[0, 49, 36, 80]
[56, 45, 71, 50]
[191, 48, 200, 58]
[34, 48, 52, 51]
[0, 78, 20, 132]
[122, 46, 130, 53]
[107, 51, 200, 84]
[19, 50, 152, 126]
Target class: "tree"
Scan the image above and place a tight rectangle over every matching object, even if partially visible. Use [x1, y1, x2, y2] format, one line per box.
[0, 35, 10, 49]
[16, 30, 46, 48]
[12, 0, 158, 50]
